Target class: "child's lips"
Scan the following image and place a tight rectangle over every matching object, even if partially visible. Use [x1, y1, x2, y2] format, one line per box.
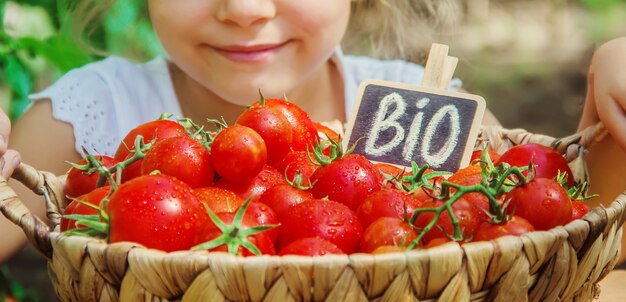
[213, 42, 288, 62]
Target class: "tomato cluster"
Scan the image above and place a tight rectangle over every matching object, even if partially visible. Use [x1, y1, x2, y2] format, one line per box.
[60, 97, 593, 256]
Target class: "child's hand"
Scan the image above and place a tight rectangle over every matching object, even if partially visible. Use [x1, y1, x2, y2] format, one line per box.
[0, 109, 21, 180]
[579, 37, 626, 151]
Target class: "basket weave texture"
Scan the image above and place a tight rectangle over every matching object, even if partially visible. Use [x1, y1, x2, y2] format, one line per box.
[1, 123, 625, 302]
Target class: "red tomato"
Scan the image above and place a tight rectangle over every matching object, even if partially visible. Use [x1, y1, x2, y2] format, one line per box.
[424, 237, 451, 249]
[310, 154, 382, 211]
[114, 119, 186, 162]
[258, 184, 313, 221]
[119, 154, 143, 183]
[447, 165, 492, 221]
[314, 122, 340, 142]
[279, 237, 344, 256]
[274, 151, 318, 185]
[107, 174, 207, 252]
[60, 186, 110, 232]
[506, 178, 573, 230]
[374, 163, 411, 189]
[356, 188, 422, 228]
[215, 165, 285, 202]
[236, 104, 293, 166]
[360, 217, 418, 253]
[371, 245, 406, 254]
[65, 155, 118, 199]
[413, 198, 480, 244]
[314, 122, 340, 156]
[193, 187, 244, 214]
[141, 136, 214, 188]
[251, 98, 318, 151]
[473, 215, 535, 241]
[246, 202, 280, 243]
[200, 211, 276, 256]
[470, 148, 501, 164]
[496, 143, 574, 188]
[211, 124, 267, 183]
[571, 200, 591, 221]
[279, 199, 363, 254]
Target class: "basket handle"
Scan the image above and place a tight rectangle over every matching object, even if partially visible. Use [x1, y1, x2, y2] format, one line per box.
[551, 122, 608, 160]
[0, 163, 65, 259]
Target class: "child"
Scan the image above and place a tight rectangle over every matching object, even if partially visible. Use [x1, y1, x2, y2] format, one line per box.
[577, 37, 626, 264]
[0, 0, 477, 262]
[0, 0, 623, 264]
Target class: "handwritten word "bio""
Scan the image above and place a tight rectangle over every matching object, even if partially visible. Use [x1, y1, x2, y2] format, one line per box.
[365, 93, 460, 169]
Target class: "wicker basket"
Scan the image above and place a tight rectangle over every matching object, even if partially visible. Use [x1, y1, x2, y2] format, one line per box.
[1, 123, 625, 302]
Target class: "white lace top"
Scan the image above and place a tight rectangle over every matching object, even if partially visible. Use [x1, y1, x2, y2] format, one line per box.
[29, 49, 461, 156]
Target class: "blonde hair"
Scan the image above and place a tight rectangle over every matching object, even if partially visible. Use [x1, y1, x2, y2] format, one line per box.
[343, 0, 462, 64]
[70, 0, 461, 63]
[67, 0, 117, 55]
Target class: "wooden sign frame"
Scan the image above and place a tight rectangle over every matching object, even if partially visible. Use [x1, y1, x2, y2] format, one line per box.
[343, 44, 486, 172]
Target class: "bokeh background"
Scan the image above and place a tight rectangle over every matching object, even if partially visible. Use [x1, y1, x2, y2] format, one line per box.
[1, 0, 626, 300]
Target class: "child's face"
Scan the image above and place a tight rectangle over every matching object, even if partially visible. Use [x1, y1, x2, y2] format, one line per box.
[148, 0, 351, 106]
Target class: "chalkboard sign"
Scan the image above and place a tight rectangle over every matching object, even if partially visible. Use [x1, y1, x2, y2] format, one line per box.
[344, 80, 485, 172]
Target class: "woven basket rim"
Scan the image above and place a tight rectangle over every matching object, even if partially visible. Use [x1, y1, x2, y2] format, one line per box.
[47, 197, 626, 261]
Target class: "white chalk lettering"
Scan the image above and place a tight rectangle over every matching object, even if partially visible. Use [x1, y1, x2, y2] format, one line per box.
[421, 105, 461, 168]
[402, 97, 430, 161]
[365, 93, 406, 156]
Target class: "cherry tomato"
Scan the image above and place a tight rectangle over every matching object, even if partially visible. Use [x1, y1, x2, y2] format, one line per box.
[246, 202, 280, 243]
[236, 104, 293, 166]
[496, 143, 574, 188]
[473, 215, 535, 241]
[310, 154, 382, 211]
[141, 135, 214, 188]
[107, 174, 208, 252]
[114, 119, 186, 162]
[470, 148, 501, 164]
[251, 98, 318, 152]
[360, 217, 418, 253]
[193, 187, 244, 214]
[258, 184, 313, 221]
[65, 155, 118, 199]
[447, 165, 492, 221]
[356, 188, 422, 228]
[211, 124, 267, 183]
[371, 245, 407, 254]
[200, 211, 276, 256]
[119, 154, 143, 183]
[60, 186, 110, 232]
[314, 122, 340, 142]
[424, 237, 451, 249]
[279, 237, 344, 256]
[274, 151, 318, 185]
[279, 199, 363, 254]
[571, 200, 591, 221]
[506, 178, 573, 230]
[413, 198, 480, 244]
[215, 165, 285, 202]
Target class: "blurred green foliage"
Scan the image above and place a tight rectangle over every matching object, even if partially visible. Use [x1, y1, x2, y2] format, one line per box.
[0, 0, 162, 121]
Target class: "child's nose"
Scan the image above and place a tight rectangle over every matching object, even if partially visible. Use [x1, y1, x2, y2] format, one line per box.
[216, 0, 276, 27]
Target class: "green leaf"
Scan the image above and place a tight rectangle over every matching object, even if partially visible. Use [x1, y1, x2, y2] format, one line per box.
[4, 56, 32, 96]
[0, 0, 6, 28]
[17, 36, 93, 73]
[4, 55, 33, 120]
